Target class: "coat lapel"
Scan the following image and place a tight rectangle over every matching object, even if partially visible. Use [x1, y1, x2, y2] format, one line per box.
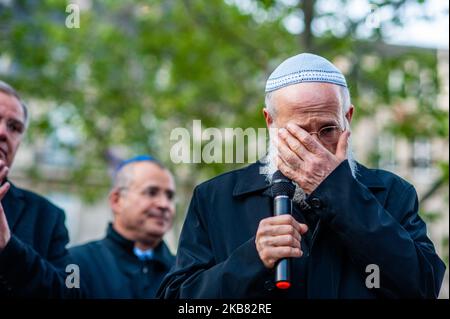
[1, 182, 26, 231]
[232, 161, 271, 198]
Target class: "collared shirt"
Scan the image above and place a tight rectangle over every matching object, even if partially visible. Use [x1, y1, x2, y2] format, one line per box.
[133, 247, 154, 261]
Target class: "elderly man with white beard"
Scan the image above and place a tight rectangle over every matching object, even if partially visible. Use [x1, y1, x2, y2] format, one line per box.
[158, 53, 445, 299]
[260, 83, 358, 209]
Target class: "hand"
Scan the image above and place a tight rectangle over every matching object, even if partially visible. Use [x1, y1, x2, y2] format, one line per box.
[277, 122, 350, 194]
[0, 161, 11, 251]
[255, 215, 308, 269]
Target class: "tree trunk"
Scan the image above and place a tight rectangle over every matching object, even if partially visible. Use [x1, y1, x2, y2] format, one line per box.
[300, 0, 316, 51]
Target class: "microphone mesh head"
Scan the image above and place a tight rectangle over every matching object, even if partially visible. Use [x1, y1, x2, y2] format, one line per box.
[271, 170, 295, 198]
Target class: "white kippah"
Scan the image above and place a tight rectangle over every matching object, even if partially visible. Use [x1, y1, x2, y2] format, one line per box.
[265, 53, 347, 93]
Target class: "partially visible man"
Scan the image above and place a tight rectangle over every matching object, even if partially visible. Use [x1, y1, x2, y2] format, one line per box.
[158, 53, 446, 299]
[70, 155, 176, 298]
[0, 80, 80, 297]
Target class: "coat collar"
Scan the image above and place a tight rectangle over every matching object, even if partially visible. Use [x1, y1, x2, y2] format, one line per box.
[106, 223, 173, 269]
[232, 160, 386, 198]
[1, 181, 26, 230]
[353, 162, 386, 189]
[232, 161, 271, 197]
[106, 223, 135, 252]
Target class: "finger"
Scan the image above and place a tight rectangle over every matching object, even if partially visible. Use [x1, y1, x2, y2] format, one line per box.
[0, 181, 10, 200]
[270, 246, 303, 260]
[299, 223, 309, 235]
[264, 214, 300, 228]
[272, 213, 308, 235]
[286, 123, 324, 154]
[262, 225, 302, 244]
[278, 157, 300, 182]
[279, 128, 308, 161]
[266, 234, 301, 249]
[335, 130, 350, 160]
[260, 208, 308, 235]
[261, 223, 301, 239]
[0, 204, 7, 228]
[277, 138, 303, 170]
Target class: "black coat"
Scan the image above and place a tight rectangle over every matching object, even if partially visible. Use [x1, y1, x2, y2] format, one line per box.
[69, 224, 175, 298]
[0, 182, 81, 297]
[158, 160, 446, 299]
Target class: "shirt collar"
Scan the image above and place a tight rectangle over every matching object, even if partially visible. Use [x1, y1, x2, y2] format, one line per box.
[133, 247, 154, 261]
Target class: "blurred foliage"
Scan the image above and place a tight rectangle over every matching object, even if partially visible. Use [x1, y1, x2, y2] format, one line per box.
[442, 236, 449, 266]
[0, 0, 448, 232]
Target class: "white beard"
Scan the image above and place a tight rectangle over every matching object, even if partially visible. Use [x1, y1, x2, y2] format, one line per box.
[260, 128, 358, 206]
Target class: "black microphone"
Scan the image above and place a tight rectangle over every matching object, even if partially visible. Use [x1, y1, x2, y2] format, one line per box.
[271, 170, 295, 289]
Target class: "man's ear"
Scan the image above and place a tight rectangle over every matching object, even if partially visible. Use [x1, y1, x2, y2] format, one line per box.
[345, 105, 354, 124]
[109, 188, 121, 215]
[263, 108, 273, 128]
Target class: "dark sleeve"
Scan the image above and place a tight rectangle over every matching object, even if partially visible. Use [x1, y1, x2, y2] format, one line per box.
[157, 187, 271, 299]
[0, 211, 83, 298]
[309, 160, 446, 298]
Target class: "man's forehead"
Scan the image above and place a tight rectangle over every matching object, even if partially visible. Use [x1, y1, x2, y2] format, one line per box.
[0, 91, 25, 121]
[274, 82, 342, 105]
[129, 162, 174, 186]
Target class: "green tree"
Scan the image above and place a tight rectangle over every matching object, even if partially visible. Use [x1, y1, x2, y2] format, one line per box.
[0, 0, 447, 249]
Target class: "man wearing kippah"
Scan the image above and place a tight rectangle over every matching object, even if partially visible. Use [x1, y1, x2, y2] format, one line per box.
[158, 53, 445, 299]
[70, 156, 175, 298]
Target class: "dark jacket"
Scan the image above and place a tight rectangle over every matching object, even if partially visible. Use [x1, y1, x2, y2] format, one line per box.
[0, 182, 81, 298]
[158, 160, 446, 299]
[69, 223, 175, 298]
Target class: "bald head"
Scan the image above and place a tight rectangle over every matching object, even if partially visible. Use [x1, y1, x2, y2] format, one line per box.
[113, 160, 167, 191]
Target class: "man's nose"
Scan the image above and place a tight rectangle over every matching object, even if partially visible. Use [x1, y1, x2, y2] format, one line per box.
[155, 193, 171, 210]
[0, 121, 8, 140]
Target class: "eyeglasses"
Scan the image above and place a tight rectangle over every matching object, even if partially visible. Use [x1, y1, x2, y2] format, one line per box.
[119, 186, 176, 202]
[308, 126, 343, 144]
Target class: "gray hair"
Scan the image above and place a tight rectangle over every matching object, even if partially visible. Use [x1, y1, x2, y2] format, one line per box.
[112, 159, 167, 192]
[113, 164, 134, 191]
[0, 80, 28, 127]
[265, 85, 351, 120]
